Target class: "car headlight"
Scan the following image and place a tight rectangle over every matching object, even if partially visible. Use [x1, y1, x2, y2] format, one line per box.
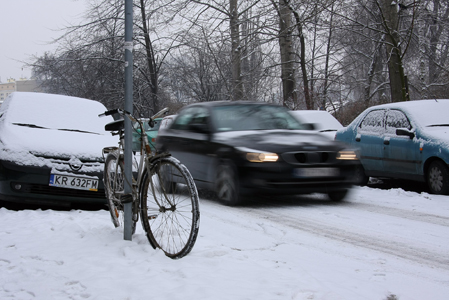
[236, 147, 279, 162]
[336, 150, 358, 160]
[246, 152, 279, 162]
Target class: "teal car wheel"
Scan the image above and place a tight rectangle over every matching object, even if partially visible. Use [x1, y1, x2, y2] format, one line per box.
[427, 160, 449, 195]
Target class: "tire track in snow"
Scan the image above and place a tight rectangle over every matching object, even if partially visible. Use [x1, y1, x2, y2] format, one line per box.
[344, 202, 449, 227]
[245, 208, 449, 271]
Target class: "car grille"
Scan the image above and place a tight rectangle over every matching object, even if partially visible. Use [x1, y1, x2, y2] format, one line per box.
[14, 182, 106, 199]
[282, 151, 337, 165]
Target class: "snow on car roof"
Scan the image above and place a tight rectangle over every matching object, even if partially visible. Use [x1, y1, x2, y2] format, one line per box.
[0, 92, 116, 166]
[0, 92, 110, 134]
[289, 110, 343, 130]
[368, 99, 449, 127]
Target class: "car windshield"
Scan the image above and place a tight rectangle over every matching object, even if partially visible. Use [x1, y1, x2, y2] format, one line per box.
[133, 119, 161, 132]
[147, 119, 161, 131]
[212, 104, 305, 131]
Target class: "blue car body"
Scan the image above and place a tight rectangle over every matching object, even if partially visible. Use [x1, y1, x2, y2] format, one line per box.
[335, 99, 449, 194]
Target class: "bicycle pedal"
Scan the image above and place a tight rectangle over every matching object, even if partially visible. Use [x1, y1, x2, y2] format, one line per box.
[120, 194, 133, 203]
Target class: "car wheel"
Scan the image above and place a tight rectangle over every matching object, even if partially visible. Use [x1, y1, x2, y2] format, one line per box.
[215, 162, 241, 206]
[328, 189, 348, 202]
[157, 161, 177, 193]
[354, 165, 369, 186]
[427, 160, 449, 195]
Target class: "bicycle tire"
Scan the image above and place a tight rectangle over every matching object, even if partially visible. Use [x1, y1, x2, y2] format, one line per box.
[103, 152, 137, 233]
[140, 156, 200, 259]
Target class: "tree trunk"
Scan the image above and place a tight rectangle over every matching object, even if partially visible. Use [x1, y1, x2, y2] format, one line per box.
[278, 0, 297, 108]
[140, 0, 159, 114]
[230, 0, 243, 100]
[364, 35, 384, 107]
[379, 0, 408, 102]
[322, 3, 334, 110]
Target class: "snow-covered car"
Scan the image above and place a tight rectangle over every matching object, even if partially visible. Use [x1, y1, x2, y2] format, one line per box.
[159, 114, 176, 131]
[0, 92, 117, 206]
[156, 101, 361, 205]
[335, 99, 449, 194]
[289, 110, 343, 139]
[132, 117, 163, 152]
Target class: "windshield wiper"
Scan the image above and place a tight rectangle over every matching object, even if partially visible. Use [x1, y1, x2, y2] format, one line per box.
[13, 123, 99, 134]
[428, 124, 449, 127]
[13, 123, 47, 129]
[320, 129, 337, 132]
[58, 129, 100, 135]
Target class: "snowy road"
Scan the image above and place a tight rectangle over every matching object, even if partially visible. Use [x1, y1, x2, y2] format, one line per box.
[240, 192, 449, 271]
[1, 186, 449, 300]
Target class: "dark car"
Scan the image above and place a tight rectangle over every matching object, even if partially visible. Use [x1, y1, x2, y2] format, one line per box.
[335, 99, 449, 195]
[0, 92, 117, 207]
[156, 101, 361, 205]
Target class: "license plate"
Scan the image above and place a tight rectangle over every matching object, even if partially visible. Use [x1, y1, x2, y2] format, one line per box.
[49, 174, 99, 191]
[293, 167, 339, 178]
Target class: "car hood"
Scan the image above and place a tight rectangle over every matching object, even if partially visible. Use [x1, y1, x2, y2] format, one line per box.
[420, 126, 449, 146]
[213, 130, 343, 152]
[0, 122, 117, 171]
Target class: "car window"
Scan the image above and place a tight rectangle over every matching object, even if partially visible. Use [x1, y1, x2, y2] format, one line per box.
[171, 107, 210, 131]
[212, 104, 303, 131]
[359, 109, 385, 133]
[147, 119, 161, 131]
[385, 110, 411, 134]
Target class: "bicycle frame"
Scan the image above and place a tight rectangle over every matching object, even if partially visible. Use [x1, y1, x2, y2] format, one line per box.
[100, 107, 200, 259]
[101, 108, 170, 205]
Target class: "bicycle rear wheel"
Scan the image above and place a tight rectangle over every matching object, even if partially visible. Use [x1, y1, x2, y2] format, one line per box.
[103, 152, 137, 233]
[140, 156, 200, 259]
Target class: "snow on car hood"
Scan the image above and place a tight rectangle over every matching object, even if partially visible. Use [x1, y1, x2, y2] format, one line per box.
[0, 92, 117, 169]
[213, 129, 341, 152]
[420, 127, 449, 148]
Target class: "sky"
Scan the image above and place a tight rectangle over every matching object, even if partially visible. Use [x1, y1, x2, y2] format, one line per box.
[0, 0, 87, 83]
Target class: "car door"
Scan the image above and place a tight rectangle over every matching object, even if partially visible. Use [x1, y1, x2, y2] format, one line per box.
[356, 109, 386, 173]
[383, 109, 421, 177]
[162, 106, 213, 184]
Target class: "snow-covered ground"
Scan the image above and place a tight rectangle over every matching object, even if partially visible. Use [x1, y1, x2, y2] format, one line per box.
[1, 185, 448, 300]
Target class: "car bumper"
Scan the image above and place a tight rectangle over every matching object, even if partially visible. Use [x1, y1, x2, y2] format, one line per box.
[0, 160, 107, 206]
[237, 161, 359, 196]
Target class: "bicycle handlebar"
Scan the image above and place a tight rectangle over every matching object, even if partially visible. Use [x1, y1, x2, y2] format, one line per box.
[98, 109, 126, 118]
[99, 107, 169, 120]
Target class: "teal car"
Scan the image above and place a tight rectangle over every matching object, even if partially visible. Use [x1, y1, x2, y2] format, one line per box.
[132, 118, 162, 152]
[335, 99, 449, 195]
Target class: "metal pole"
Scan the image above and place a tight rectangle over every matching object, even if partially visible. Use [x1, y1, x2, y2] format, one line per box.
[123, 0, 134, 241]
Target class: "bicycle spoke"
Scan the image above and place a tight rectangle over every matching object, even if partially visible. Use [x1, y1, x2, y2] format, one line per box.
[140, 157, 200, 259]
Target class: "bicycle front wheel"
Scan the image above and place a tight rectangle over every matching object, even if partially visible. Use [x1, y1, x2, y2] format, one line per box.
[140, 156, 200, 259]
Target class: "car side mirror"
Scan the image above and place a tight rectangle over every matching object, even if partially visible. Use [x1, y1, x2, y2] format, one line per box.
[396, 128, 415, 139]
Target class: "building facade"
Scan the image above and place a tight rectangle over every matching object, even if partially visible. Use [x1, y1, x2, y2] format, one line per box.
[0, 78, 40, 102]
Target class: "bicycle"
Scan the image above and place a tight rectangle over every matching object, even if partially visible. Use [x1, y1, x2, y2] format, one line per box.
[99, 108, 200, 259]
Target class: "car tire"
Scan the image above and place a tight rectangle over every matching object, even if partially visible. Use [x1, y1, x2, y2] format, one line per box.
[427, 160, 449, 195]
[354, 165, 369, 186]
[215, 162, 241, 206]
[328, 189, 348, 202]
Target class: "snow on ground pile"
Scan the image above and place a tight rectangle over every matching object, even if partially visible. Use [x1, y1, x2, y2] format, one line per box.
[1, 186, 449, 300]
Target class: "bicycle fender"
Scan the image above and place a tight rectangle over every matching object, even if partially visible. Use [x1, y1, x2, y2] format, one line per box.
[148, 152, 172, 164]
